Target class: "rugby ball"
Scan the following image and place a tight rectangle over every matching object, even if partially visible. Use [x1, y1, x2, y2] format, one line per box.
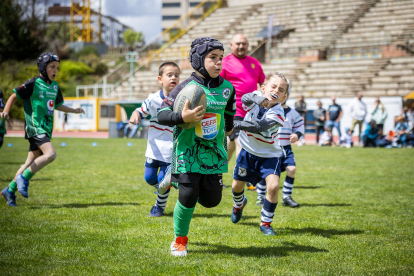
[173, 84, 207, 129]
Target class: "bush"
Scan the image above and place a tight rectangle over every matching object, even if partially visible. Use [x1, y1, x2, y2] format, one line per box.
[93, 62, 108, 75]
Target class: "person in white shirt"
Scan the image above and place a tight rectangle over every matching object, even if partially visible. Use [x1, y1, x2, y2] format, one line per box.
[256, 81, 305, 208]
[340, 128, 354, 148]
[129, 62, 180, 217]
[230, 73, 287, 236]
[318, 127, 334, 147]
[349, 92, 367, 144]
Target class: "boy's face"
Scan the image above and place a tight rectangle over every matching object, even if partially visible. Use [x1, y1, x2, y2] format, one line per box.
[158, 65, 180, 93]
[46, 61, 60, 81]
[261, 76, 287, 106]
[204, 49, 224, 78]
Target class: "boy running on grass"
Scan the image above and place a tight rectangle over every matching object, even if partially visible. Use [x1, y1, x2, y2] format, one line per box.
[231, 73, 288, 236]
[157, 37, 236, 257]
[0, 52, 84, 207]
[129, 62, 180, 217]
[256, 80, 305, 208]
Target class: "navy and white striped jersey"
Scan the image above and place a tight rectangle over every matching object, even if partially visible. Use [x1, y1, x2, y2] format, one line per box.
[136, 90, 174, 163]
[278, 107, 305, 146]
[238, 90, 285, 158]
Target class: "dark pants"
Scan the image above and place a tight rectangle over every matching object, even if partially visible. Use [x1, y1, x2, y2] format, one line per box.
[363, 136, 377, 147]
[315, 125, 324, 143]
[178, 182, 222, 209]
[0, 133, 4, 148]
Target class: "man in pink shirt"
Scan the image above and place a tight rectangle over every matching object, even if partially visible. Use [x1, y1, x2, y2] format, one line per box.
[221, 34, 266, 162]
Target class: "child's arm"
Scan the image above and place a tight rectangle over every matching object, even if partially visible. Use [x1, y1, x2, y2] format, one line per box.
[291, 111, 305, 143]
[55, 105, 85, 114]
[0, 94, 17, 119]
[241, 92, 268, 111]
[234, 107, 284, 134]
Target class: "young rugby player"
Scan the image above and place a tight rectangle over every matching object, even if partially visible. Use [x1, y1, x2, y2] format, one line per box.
[157, 37, 236, 256]
[0, 52, 84, 207]
[129, 62, 180, 217]
[231, 73, 288, 236]
[256, 81, 305, 208]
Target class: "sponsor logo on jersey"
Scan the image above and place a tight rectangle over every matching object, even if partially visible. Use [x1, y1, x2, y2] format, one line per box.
[208, 91, 219, 96]
[222, 88, 231, 99]
[54, 85, 57, 92]
[47, 100, 54, 115]
[238, 167, 247, 177]
[195, 113, 220, 139]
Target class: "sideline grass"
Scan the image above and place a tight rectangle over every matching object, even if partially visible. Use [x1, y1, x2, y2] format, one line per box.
[0, 137, 413, 275]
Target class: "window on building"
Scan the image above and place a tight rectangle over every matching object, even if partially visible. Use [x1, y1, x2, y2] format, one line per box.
[163, 2, 181, 8]
[190, 2, 201, 7]
[162, 15, 180, 20]
[100, 105, 115, 118]
[80, 104, 93, 119]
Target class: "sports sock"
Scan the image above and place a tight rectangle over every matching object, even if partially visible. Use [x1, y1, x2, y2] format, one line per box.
[8, 180, 17, 193]
[173, 200, 195, 238]
[232, 189, 245, 208]
[156, 188, 170, 209]
[260, 198, 277, 226]
[22, 168, 35, 180]
[256, 180, 266, 200]
[282, 176, 294, 199]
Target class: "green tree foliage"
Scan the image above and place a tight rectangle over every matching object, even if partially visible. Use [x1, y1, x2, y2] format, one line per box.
[0, 0, 45, 63]
[122, 29, 145, 48]
[45, 21, 72, 57]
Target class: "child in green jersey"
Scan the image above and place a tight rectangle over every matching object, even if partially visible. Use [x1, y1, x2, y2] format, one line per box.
[0, 52, 85, 207]
[157, 37, 236, 257]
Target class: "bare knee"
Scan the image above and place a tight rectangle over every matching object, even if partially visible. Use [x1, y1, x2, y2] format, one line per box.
[286, 166, 296, 178]
[46, 151, 57, 163]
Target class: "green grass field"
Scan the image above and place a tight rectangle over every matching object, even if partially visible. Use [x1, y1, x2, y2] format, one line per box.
[0, 137, 413, 275]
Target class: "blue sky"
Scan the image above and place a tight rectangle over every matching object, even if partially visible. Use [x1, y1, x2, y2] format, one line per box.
[49, 0, 162, 43]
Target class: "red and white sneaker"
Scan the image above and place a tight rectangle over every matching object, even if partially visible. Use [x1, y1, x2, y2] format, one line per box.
[170, 236, 188, 257]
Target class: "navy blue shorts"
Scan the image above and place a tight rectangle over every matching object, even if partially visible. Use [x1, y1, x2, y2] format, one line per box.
[233, 148, 281, 185]
[144, 157, 170, 168]
[281, 145, 296, 172]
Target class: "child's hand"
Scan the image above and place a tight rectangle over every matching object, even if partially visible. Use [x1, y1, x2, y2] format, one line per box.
[260, 99, 269, 108]
[182, 100, 204, 123]
[129, 110, 142, 125]
[0, 112, 9, 119]
[290, 133, 299, 143]
[75, 108, 85, 114]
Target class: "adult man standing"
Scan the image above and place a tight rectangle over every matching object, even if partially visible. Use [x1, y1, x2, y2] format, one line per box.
[295, 95, 307, 145]
[349, 92, 367, 144]
[326, 96, 343, 138]
[313, 101, 326, 144]
[221, 34, 266, 162]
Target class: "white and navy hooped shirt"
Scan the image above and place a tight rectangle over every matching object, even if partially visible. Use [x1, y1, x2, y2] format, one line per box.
[238, 91, 285, 158]
[278, 107, 305, 146]
[137, 90, 173, 163]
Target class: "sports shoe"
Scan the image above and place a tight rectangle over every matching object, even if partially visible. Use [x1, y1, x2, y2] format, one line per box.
[171, 236, 188, 257]
[148, 205, 164, 217]
[15, 174, 29, 198]
[260, 224, 276, 236]
[256, 197, 264, 206]
[231, 197, 247, 224]
[1, 187, 17, 207]
[282, 196, 300, 208]
[157, 165, 171, 195]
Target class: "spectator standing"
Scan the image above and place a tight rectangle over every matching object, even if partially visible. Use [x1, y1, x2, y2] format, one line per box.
[295, 95, 307, 145]
[313, 101, 326, 144]
[326, 96, 343, 138]
[221, 34, 266, 162]
[349, 92, 367, 144]
[371, 97, 387, 131]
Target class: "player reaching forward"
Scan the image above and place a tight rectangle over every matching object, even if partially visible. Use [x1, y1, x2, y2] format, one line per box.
[129, 62, 180, 217]
[231, 73, 288, 236]
[256, 80, 304, 208]
[0, 52, 84, 207]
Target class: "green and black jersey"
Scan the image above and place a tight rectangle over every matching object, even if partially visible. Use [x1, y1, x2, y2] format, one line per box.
[158, 72, 236, 175]
[0, 118, 6, 134]
[14, 75, 64, 139]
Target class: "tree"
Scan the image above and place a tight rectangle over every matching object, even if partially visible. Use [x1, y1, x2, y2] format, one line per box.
[122, 29, 145, 49]
[0, 0, 46, 62]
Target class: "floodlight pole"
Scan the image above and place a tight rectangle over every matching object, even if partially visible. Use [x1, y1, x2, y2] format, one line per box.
[126, 51, 139, 100]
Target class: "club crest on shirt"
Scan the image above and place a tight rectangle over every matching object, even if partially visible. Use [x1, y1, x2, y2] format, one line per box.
[222, 88, 231, 99]
[251, 63, 255, 69]
[238, 167, 247, 177]
[54, 85, 57, 92]
[146, 158, 153, 164]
